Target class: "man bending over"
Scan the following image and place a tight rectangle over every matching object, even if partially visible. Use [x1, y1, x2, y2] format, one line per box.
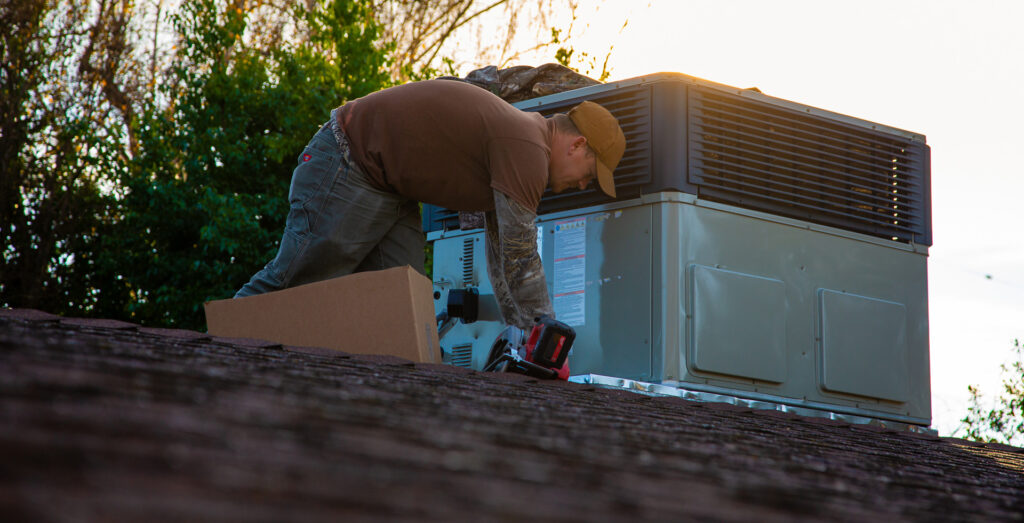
[236, 79, 625, 331]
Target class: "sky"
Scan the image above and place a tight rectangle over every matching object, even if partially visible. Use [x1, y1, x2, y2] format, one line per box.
[481, 0, 1023, 436]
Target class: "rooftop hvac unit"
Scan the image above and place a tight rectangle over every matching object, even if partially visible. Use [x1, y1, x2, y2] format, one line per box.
[427, 73, 932, 427]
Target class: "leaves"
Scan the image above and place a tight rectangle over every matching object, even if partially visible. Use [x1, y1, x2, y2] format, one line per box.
[90, 0, 393, 329]
[0, 0, 125, 316]
[961, 339, 1024, 446]
[4, 0, 583, 331]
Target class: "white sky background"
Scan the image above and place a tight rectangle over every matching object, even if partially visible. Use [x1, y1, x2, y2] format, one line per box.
[460, 0, 1024, 436]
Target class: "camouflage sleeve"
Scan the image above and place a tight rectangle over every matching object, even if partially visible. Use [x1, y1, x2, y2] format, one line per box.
[484, 191, 554, 331]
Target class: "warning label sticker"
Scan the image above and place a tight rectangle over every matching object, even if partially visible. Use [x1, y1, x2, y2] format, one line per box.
[553, 217, 586, 326]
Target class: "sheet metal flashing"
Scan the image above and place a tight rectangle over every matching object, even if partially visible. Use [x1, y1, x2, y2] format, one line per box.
[512, 72, 926, 143]
[571, 374, 937, 435]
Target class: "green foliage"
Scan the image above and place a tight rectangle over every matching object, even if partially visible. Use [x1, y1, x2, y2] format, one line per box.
[549, 16, 613, 82]
[961, 339, 1024, 446]
[300, 0, 393, 99]
[551, 28, 573, 67]
[91, 0, 392, 329]
[6, 0, 595, 331]
[0, 0, 124, 315]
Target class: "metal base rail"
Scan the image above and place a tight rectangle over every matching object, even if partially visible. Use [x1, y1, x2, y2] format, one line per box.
[570, 374, 938, 436]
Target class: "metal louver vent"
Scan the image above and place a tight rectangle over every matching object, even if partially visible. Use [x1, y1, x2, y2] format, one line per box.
[450, 343, 473, 368]
[462, 238, 475, 286]
[424, 74, 930, 243]
[689, 87, 928, 243]
[534, 86, 653, 213]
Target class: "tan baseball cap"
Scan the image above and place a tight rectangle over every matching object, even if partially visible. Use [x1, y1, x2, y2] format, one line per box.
[568, 101, 626, 198]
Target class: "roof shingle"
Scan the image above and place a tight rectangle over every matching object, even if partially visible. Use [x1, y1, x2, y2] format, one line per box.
[1, 308, 1022, 521]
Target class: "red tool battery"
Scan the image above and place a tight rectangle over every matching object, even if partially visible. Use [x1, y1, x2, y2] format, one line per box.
[523, 316, 574, 380]
[484, 315, 575, 380]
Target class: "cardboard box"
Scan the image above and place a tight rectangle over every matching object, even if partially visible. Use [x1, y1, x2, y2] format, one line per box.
[204, 266, 440, 364]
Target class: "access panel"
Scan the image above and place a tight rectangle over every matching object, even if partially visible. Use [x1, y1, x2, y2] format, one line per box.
[545, 205, 653, 380]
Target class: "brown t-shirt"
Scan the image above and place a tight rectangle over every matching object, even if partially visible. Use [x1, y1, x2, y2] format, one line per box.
[336, 80, 551, 211]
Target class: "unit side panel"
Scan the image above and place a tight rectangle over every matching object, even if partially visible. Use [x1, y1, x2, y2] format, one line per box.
[544, 206, 654, 380]
[668, 201, 930, 421]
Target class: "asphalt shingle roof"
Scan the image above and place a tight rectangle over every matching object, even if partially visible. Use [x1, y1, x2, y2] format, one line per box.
[2, 308, 1022, 521]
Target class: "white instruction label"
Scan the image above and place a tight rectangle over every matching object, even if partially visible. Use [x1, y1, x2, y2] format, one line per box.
[553, 217, 586, 326]
[536, 224, 543, 255]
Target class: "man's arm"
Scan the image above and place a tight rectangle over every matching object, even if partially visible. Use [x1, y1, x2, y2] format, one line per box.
[484, 190, 554, 330]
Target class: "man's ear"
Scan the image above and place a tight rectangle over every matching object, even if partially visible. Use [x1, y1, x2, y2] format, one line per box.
[570, 135, 588, 153]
